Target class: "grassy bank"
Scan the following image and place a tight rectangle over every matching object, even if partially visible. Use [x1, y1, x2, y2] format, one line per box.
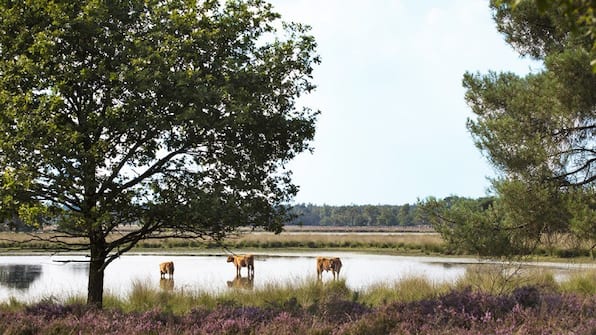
[0, 230, 447, 256]
[138, 232, 446, 255]
[1, 269, 595, 334]
[1, 228, 595, 260]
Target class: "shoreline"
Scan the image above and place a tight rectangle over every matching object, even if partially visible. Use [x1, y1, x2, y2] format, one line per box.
[2, 249, 595, 269]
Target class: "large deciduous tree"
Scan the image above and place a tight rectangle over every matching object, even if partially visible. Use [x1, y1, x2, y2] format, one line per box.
[0, 0, 319, 307]
[461, 0, 595, 255]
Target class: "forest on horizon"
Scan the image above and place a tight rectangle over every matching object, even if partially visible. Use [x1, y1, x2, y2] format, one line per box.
[287, 197, 488, 226]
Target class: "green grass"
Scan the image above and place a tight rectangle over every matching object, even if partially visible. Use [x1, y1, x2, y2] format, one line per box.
[360, 277, 450, 305]
[453, 263, 559, 295]
[102, 279, 220, 314]
[559, 269, 596, 295]
[100, 278, 354, 314]
[13, 267, 582, 316]
[0, 297, 26, 312]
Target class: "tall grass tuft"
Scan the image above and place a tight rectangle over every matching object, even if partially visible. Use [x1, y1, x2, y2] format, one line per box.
[98, 277, 354, 315]
[104, 279, 203, 314]
[215, 277, 352, 310]
[0, 297, 26, 312]
[559, 269, 596, 295]
[361, 276, 450, 306]
[455, 263, 557, 295]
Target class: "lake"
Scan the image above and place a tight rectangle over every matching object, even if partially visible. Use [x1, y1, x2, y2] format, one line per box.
[0, 252, 591, 303]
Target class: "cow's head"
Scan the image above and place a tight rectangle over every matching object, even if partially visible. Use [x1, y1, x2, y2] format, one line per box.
[331, 258, 341, 268]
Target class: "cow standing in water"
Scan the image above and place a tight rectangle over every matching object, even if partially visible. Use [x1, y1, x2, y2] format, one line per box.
[227, 254, 255, 277]
[316, 257, 342, 280]
[159, 261, 175, 279]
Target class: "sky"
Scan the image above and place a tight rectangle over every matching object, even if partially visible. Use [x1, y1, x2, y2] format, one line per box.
[268, 0, 542, 206]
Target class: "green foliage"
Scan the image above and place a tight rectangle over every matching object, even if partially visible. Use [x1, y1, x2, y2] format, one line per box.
[420, 185, 595, 258]
[460, 0, 596, 259]
[0, 0, 319, 307]
[495, 0, 596, 71]
[419, 196, 514, 256]
[494, 179, 573, 254]
[566, 188, 596, 257]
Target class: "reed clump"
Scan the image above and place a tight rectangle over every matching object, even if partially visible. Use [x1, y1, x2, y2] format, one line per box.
[559, 269, 596, 295]
[361, 277, 451, 306]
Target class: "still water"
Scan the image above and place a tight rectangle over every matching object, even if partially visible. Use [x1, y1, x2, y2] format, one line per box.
[0, 252, 589, 303]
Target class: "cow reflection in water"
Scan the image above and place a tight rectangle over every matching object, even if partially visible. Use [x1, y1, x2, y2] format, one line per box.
[159, 278, 174, 291]
[226, 275, 254, 290]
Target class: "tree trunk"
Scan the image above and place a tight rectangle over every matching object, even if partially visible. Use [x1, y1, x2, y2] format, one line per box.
[87, 238, 107, 308]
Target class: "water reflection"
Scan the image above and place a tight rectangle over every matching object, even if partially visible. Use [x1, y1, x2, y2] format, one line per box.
[0, 264, 42, 290]
[58, 262, 89, 274]
[226, 275, 254, 290]
[1, 253, 590, 303]
[159, 278, 174, 291]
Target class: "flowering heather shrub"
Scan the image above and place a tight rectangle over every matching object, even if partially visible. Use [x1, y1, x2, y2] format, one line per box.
[511, 285, 542, 308]
[1, 286, 595, 334]
[195, 306, 279, 334]
[315, 295, 371, 323]
[340, 287, 596, 335]
[255, 311, 320, 335]
[24, 301, 77, 319]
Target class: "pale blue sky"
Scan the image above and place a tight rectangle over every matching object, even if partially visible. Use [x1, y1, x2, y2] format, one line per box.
[270, 0, 541, 206]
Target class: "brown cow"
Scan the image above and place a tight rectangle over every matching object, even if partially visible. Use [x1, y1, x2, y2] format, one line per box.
[159, 261, 174, 279]
[226, 254, 254, 277]
[316, 256, 342, 280]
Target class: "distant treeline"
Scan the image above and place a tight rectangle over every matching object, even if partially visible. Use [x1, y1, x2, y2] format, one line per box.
[2, 203, 425, 231]
[287, 203, 424, 226]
